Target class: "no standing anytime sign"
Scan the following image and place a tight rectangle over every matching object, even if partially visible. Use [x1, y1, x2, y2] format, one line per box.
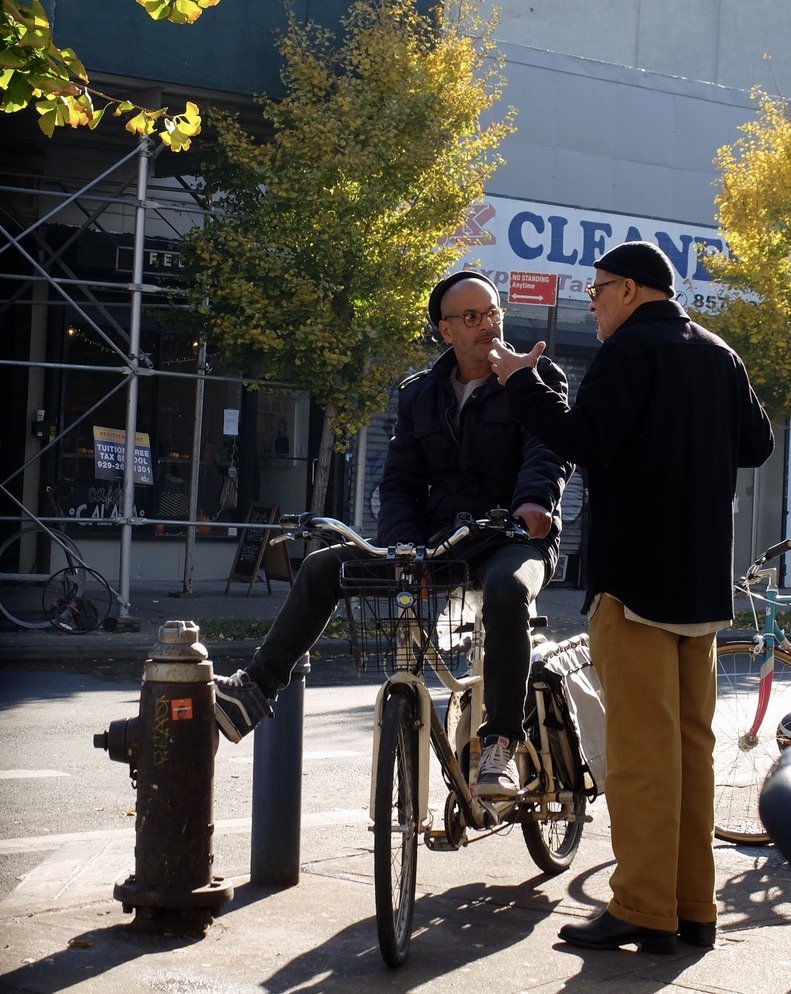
[508, 271, 558, 307]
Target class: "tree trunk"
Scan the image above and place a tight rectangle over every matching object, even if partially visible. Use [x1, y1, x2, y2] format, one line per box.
[309, 403, 338, 516]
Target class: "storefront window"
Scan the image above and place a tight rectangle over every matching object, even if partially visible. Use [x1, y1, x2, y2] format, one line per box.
[254, 388, 310, 514]
[53, 319, 243, 535]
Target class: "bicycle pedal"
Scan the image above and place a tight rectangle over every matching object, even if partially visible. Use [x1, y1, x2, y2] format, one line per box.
[424, 829, 464, 852]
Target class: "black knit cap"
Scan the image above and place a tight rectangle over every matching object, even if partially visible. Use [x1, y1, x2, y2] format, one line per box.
[427, 270, 499, 327]
[594, 241, 675, 296]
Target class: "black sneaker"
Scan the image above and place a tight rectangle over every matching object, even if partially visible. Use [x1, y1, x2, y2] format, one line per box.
[475, 735, 520, 798]
[214, 670, 273, 743]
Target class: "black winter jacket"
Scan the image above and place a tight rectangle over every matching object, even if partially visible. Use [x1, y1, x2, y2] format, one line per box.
[376, 347, 573, 573]
[505, 299, 774, 622]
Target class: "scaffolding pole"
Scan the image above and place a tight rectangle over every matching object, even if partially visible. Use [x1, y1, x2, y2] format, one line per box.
[118, 139, 152, 621]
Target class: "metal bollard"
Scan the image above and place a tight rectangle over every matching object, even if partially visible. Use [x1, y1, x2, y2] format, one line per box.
[93, 620, 233, 933]
[250, 653, 311, 886]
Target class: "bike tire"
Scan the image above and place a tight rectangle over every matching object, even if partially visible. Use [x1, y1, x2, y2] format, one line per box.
[43, 566, 112, 633]
[520, 718, 586, 873]
[521, 791, 586, 874]
[0, 527, 83, 630]
[373, 688, 419, 968]
[713, 641, 791, 844]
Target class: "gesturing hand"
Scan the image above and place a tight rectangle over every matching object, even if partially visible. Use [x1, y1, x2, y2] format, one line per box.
[488, 339, 546, 385]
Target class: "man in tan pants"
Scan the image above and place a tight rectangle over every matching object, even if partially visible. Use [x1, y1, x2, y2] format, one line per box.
[488, 240, 774, 953]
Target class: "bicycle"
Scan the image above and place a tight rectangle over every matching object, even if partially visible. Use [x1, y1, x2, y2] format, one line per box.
[713, 538, 791, 844]
[0, 482, 115, 633]
[273, 508, 603, 967]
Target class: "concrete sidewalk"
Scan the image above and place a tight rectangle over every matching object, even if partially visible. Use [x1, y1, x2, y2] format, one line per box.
[0, 816, 789, 994]
[0, 580, 592, 670]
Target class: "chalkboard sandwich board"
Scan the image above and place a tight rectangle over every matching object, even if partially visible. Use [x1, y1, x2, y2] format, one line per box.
[225, 502, 293, 595]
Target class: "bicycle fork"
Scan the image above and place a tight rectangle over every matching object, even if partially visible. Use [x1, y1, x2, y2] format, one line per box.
[369, 673, 494, 842]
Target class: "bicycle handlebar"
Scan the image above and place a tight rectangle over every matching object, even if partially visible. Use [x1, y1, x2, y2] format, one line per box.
[745, 538, 791, 581]
[273, 507, 530, 558]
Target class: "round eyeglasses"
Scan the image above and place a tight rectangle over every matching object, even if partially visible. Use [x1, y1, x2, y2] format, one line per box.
[440, 306, 505, 328]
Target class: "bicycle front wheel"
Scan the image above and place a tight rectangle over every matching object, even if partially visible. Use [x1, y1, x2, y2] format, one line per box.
[43, 566, 112, 633]
[714, 641, 791, 843]
[373, 689, 419, 968]
[0, 527, 82, 630]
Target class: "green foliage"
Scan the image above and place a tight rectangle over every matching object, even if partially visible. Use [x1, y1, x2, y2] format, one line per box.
[694, 89, 791, 420]
[183, 0, 515, 452]
[0, 0, 214, 148]
[137, 0, 220, 24]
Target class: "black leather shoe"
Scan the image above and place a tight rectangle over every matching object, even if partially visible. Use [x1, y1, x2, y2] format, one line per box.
[559, 911, 676, 954]
[677, 919, 716, 947]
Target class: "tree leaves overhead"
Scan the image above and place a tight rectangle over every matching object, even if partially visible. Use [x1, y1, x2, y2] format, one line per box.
[185, 0, 514, 445]
[698, 89, 791, 420]
[136, 0, 220, 24]
[0, 0, 216, 148]
[181, 0, 514, 512]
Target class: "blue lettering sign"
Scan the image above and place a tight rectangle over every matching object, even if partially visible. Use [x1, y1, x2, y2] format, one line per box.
[508, 211, 543, 260]
[547, 216, 577, 264]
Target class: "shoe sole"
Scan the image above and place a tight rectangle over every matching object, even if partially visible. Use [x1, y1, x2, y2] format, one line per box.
[215, 711, 243, 743]
[474, 784, 519, 799]
[560, 931, 677, 954]
[214, 688, 250, 743]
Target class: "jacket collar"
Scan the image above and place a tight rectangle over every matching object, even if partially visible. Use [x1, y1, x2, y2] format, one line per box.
[618, 297, 690, 332]
[430, 346, 499, 393]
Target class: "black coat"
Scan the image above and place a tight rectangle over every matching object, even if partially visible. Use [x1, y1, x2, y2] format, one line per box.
[505, 299, 775, 622]
[376, 347, 573, 572]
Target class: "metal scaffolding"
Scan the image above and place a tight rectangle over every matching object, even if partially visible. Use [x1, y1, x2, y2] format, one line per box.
[0, 138, 300, 619]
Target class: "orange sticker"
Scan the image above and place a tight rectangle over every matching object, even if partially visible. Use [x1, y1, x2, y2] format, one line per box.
[171, 698, 193, 721]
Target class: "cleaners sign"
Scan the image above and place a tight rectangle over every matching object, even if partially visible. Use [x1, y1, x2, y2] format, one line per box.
[451, 197, 728, 311]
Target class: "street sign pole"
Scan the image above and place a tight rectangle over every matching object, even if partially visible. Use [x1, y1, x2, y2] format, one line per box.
[546, 300, 558, 357]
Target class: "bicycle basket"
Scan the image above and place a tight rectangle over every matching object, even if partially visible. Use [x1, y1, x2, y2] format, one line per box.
[339, 559, 469, 673]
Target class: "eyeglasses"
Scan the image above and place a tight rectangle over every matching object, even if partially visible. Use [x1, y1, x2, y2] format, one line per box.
[441, 306, 505, 327]
[585, 279, 622, 301]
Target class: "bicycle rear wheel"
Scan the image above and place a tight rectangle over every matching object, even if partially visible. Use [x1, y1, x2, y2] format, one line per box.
[713, 642, 791, 843]
[43, 566, 112, 633]
[0, 527, 82, 630]
[373, 689, 419, 968]
[520, 700, 587, 873]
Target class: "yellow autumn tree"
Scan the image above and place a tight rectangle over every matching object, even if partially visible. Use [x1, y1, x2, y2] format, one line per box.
[182, 0, 515, 514]
[0, 0, 216, 149]
[699, 88, 791, 419]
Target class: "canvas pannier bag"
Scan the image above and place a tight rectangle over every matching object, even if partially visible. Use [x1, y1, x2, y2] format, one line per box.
[533, 634, 607, 799]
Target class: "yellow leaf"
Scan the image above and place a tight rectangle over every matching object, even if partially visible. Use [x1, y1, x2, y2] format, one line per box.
[125, 110, 149, 135]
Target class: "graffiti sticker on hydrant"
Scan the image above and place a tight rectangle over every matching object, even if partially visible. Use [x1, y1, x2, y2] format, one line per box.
[171, 699, 194, 721]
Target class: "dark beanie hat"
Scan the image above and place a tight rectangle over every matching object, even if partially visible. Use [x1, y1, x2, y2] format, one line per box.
[594, 241, 675, 296]
[427, 270, 499, 327]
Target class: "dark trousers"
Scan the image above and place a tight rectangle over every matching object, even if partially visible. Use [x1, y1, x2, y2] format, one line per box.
[247, 541, 547, 741]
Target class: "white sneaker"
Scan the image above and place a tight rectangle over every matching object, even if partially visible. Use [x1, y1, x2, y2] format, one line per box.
[475, 735, 520, 798]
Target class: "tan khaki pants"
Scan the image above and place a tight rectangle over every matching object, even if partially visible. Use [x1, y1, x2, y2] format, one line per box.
[589, 594, 718, 931]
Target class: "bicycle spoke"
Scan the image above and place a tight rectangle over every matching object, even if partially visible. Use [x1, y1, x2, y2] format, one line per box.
[714, 643, 791, 842]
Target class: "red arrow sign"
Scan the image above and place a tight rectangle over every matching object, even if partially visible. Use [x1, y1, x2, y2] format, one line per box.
[508, 271, 558, 307]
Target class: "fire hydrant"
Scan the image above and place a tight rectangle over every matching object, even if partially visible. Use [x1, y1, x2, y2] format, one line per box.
[94, 619, 233, 933]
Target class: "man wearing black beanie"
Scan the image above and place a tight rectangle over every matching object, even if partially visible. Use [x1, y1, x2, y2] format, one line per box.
[488, 240, 774, 953]
[214, 270, 573, 803]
